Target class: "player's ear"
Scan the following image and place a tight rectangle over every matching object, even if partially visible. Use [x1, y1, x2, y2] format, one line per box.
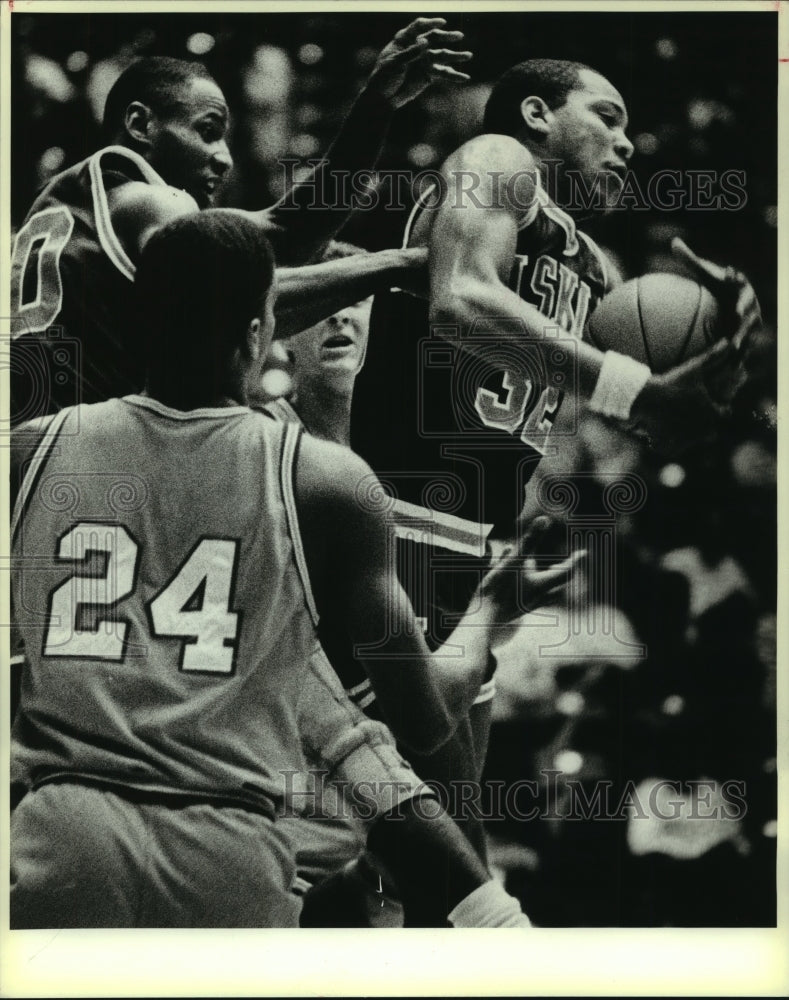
[124, 102, 157, 148]
[246, 317, 262, 362]
[520, 96, 552, 137]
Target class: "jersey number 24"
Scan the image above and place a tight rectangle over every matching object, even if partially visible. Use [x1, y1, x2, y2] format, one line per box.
[43, 522, 240, 675]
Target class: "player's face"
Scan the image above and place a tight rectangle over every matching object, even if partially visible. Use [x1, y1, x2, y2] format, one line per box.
[544, 69, 634, 212]
[147, 77, 233, 209]
[286, 298, 373, 389]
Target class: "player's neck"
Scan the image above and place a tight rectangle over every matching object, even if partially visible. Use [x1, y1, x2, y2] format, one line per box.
[141, 380, 245, 411]
[293, 377, 353, 447]
[521, 141, 589, 220]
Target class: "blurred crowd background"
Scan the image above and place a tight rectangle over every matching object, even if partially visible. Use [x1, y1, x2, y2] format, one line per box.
[11, 10, 778, 926]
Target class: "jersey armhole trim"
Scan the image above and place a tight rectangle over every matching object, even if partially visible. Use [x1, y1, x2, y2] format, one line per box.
[11, 408, 71, 544]
[516, 171, 544, 231]
[89, 146, 167, 283]
[279, 422, 320, 627]
[401, 182, 438, 249]
[261, 397, 300, 425]
[578, 229, 611, 291]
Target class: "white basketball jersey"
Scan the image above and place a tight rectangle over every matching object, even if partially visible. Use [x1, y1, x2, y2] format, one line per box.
[11, 395, 321, 811]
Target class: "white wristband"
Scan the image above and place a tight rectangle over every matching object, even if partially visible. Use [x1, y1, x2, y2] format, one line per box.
[588, 351, 651, 421]
[448, 879, 532, 928]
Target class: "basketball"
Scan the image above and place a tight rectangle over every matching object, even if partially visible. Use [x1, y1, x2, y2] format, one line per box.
[587, 273, 722, 373]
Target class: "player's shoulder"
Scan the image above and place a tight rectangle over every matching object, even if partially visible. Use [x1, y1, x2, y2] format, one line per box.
[108, 181, 199, 259]
[295, 434, 380, 524]
[109, 181, 198, 227]
[437, 134, 539, 220]
[442, 133, 536, 176]
[10, 412, 64, 479]
[22, 153, 91, 218]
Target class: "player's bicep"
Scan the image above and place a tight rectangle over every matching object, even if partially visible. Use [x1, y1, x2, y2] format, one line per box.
[428, 137, 535, 311]
[330, 473, 421, 659]
[429, 201, 519, 296]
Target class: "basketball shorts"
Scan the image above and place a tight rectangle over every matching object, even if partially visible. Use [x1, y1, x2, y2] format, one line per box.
[11, 780, 301, 928]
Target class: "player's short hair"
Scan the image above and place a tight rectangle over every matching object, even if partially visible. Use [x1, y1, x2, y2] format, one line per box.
[102, 56, 216, 141]
[483, 58, 596, 137]
[135, 210, 275, 382]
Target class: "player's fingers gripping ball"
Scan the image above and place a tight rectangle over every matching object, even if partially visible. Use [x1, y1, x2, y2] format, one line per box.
[671, 236, 763, 350]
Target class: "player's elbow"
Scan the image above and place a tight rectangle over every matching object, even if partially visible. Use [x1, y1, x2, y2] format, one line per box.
[429, 277, 487, 333]
[430, 281, 475, 326]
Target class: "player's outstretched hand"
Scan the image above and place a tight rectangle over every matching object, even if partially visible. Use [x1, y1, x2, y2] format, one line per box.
[671, 237, 762, 356]
[480, 516, 586, 621]
[628, 336, 745, 455]
[365, 17, 472, 110]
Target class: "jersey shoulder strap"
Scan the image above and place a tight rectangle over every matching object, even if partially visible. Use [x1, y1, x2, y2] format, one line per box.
[11, 409, 72, 543]
[278, 420, 319, 626]
[260, 396, 302, 426]
[88, 146, 169, 282]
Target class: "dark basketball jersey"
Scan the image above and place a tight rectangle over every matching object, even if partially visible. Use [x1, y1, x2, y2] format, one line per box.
[10, 147, 168, 421]
[353, 175, 613, 535]
[351, 174, 613, 657]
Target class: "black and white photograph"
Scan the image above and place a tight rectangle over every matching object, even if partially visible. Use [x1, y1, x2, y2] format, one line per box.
[1, 1, 785, 995]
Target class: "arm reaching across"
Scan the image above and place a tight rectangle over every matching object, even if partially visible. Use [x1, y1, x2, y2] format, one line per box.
[430, 516, 585, 721]
[295, 436, 582, 755]
[107, 18, 469, 299]
[274, 247, 426, 338]
[108, 184, 428, 339]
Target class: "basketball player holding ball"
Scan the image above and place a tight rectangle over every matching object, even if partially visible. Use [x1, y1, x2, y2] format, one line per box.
[349, 59, 761, 910]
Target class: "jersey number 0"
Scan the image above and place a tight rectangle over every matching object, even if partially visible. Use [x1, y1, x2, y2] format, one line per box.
[10, 206, 74, 339]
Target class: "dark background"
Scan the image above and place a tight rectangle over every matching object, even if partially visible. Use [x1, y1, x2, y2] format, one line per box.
[12, 11, 778, 311]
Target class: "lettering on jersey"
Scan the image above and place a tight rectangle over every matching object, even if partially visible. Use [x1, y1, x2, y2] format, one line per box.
[149, 538, 241, 675]
[516, 254, 592, 339]
[472, 253, 591, 452]
[521, 385, 562, 454]
[529, 256, 558, 317]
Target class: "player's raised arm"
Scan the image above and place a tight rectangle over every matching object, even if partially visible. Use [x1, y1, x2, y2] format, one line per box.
[262, 17, 472, 265]
[427, 135, 751, 455]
